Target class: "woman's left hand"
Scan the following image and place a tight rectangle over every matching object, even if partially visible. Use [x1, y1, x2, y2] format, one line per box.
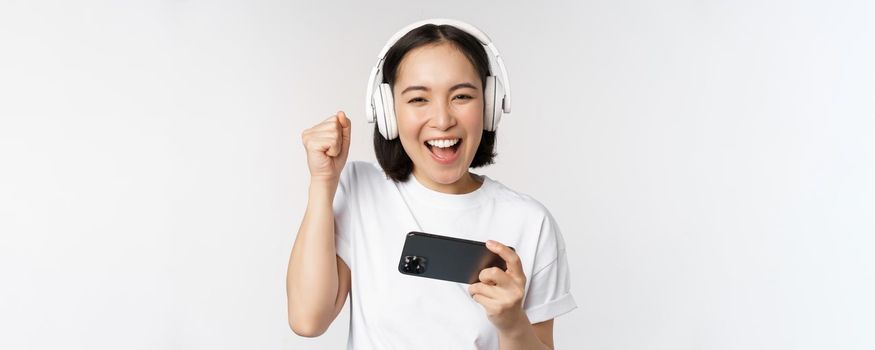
[468, 240, 528, 332]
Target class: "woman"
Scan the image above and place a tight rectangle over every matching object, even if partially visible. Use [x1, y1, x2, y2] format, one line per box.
[287, 19, 577, 349]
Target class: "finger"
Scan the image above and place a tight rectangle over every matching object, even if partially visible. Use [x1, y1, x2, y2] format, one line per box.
[468, 282, 499, 299]
[485, 240, 524, 279]
[304, 135, 327, 152]
[471, 293, 498, 308]
[329, 118, 343, 157]
[478, 267, 511, 286]
[311, 119, 342, 157]
[314, 114, 344, 157]
[308, 115, 338, 134]
[306, 136, 338, 156]
[337, 110, 351, 130]
[324, 135, 341, 157]
[337, 111, 351, 153]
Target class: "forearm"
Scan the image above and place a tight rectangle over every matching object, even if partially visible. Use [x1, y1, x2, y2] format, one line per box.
[498, 314, 551, 350]
[286, 181, 340, 330]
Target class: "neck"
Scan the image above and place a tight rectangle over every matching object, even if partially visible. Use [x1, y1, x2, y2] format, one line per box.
[411, 169, 482, 195]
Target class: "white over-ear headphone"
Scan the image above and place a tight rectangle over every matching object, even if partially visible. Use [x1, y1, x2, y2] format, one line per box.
[365, 18, 512, 140]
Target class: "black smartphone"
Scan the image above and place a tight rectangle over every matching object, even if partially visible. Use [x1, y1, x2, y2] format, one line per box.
[397, 231, 515, 284]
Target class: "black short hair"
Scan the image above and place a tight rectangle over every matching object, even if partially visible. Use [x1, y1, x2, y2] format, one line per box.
[373, 23, 498, 183]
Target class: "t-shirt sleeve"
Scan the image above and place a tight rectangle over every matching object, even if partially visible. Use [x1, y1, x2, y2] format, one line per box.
[332, 162, 355, 268]
[522, 208, 578, 324]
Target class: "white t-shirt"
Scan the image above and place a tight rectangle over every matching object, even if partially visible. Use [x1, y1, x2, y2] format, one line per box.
[332, 161, 577, 349]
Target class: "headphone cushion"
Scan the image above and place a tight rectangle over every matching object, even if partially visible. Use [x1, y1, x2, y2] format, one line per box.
[378, 83, 397, 139]
[489, 76, 504, 131]
[483, 76, 497, 131]
[373, 83, 388, 139]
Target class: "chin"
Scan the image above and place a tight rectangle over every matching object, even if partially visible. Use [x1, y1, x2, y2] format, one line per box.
[419, 160, 468, 184]
[429, 170, 465, 184]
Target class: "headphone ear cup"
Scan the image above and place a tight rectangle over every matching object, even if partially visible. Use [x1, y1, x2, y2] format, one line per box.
[490, 76, 505, 131]
[483, 76, 495, 131]
[373, 83, 389, 139]
[483, 76, 503, 131]
[378, 83, 398, 139]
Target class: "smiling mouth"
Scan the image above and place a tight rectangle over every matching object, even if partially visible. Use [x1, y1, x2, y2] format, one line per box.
[424, 139, 462, 162]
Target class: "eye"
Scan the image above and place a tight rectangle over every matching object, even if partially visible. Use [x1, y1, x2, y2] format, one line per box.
[408, 97, 427, 104]
[454, 94, 473, 100]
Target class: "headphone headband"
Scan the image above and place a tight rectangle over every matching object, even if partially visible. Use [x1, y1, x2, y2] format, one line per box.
[365, 18, 512, 123]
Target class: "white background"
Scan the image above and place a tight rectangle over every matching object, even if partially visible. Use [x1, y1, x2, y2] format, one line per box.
[1, 0, 873, 349]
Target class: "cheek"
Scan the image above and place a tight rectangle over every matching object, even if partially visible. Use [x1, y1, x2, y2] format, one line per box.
[395, 116, 424, 155]
[396, 119, 422, 148]
[457, 105, 484, 129]
[395, 103, 425, 127]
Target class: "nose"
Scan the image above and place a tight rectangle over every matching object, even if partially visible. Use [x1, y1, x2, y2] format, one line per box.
[428, 100, 457, 131]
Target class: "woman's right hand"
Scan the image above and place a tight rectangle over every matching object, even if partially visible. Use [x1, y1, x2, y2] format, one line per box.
[301, 111, 351, 184]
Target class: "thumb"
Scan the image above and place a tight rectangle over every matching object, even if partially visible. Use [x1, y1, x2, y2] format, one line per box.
[337, 111, 351, 131]
[336, 111, 351, 155]
[338, 111, 351, 143]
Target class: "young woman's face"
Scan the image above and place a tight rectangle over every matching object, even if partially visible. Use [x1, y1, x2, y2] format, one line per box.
[393, 42, 484, 191]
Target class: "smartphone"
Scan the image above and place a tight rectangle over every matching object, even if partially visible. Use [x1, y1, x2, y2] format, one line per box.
[397, 231, 515, 284]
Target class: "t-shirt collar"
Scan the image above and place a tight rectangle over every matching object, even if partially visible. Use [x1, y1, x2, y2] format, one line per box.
[399, 172, 493, 209]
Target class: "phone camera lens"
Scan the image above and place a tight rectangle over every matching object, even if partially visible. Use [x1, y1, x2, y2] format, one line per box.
[401, 255, 427, 274]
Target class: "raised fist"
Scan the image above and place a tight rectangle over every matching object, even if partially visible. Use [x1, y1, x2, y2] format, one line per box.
[301, 111, 351, 183]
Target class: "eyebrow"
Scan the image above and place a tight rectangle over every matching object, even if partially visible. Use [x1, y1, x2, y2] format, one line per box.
[401, 82, 478, 95]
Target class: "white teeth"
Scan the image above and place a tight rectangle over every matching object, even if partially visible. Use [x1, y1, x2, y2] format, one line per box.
[426, 138, 460, 148]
